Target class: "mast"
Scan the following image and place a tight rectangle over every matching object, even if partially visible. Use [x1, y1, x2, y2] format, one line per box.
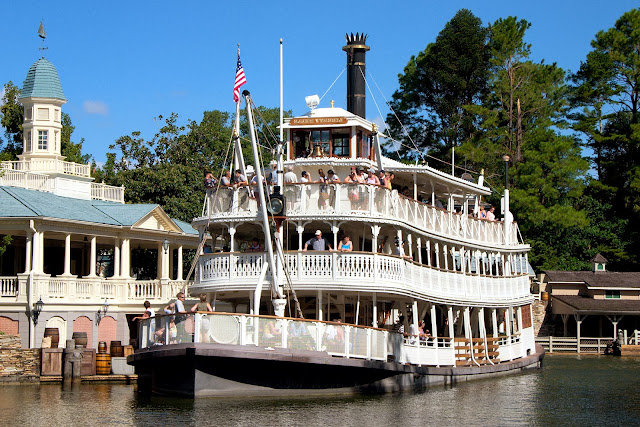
[243, 90, 286, 317]
[233, 46, 247, 177]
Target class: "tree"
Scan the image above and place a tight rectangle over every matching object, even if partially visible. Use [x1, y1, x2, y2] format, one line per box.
[61, 113, 91, 164]
[569, 8, 640, 268]
[385, 9, 489, 161]
[457, 17, 589, 271]
[0, 81, 23, 160]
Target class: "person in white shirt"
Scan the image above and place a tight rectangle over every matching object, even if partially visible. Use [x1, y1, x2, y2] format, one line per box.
[283, 166, 297, 183]
[486, 206, 496, 221]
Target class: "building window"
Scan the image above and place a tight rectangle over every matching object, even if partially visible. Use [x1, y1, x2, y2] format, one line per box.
[37, 108, 49, 121]
[25, 130, 32, 152]
[54, 109, 60, 122]
[332, 133, 350, 156]
[357, 132, 371, 159]
[605, 290, 620, 299]
[38, 130, 48, 150]
[24, 107, 32, 121]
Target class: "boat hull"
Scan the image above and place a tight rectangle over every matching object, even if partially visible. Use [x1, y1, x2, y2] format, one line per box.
[128, 343, 545, 398]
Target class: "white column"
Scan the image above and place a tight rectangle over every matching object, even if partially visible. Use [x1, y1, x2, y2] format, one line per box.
[317, 290, 323, 321]
[434, 242, 440, 268]
[443, 244, 448, 270]
[332, 222, 339, 250]
[62, 234, 71, 276]
[447, 306, 454, 338]
[407, 234, 413, 259]
[412, 300, 419, 337]
[160, 243, 169, 280]
[88, 236, 97, 277]
[372, 292, 377, 328]
[32, 231, 42, 273]
[463, 307, 471, 339]
[229, 226, 236, 252]
[169, 246, 174, 280]
[177, 246, 183, 281]
[113, 239, 120, 278]
[371, 225, 381, 253]
[297, 225, 304, 250]
[24, 229, 33, 274]
[430, 305, 438, 338]
[416, 237, 422, 264]
[516, 306, 523, 334]
[492, 308, 498, 338]
[426, 240, 431, 266]
[121, 238, 130, 278]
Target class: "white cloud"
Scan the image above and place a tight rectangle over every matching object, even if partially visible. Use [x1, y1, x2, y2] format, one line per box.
[83, 100, 108, 115]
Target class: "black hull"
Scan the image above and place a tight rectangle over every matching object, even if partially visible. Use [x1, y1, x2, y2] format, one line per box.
[128, 343, 545, 398]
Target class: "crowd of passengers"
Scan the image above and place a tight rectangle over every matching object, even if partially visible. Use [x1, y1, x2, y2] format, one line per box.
[204, 166, 501, 221]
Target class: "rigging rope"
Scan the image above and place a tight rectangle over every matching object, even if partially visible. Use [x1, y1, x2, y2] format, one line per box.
[319, 67, 346, 104]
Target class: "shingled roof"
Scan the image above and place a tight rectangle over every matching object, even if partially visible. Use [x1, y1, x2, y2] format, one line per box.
[0, 186, 197, 234]
[552, 295, 640, 314]
[544, 270, 640, 288]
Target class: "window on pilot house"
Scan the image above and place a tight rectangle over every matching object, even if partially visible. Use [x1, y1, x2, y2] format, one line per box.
[605, 290, 620, 299]
[310, 130, 330, 156]
[357, 132, 371, 159]
[332, 133, 350, 156]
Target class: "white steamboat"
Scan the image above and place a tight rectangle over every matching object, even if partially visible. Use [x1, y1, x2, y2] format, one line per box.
[129, 34, 543, 397]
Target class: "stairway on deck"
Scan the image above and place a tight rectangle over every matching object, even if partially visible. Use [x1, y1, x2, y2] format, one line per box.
[454, 337, 500, 367]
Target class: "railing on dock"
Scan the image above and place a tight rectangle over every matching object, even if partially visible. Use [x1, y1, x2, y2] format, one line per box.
[535, 336, 612, 353]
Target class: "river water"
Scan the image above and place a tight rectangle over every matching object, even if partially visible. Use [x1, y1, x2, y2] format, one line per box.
[1, 355, 639, 426]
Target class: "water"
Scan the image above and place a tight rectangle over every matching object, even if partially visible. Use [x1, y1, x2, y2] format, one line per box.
[1, 355, 639, 426]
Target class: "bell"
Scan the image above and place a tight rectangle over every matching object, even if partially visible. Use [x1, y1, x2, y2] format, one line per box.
[312, 145, 323, 157]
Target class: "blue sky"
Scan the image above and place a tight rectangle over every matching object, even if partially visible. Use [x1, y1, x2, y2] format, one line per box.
[1, 0, 637, 164]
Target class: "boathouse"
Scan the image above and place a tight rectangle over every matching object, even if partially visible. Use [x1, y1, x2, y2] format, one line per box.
[543, 255, 640, 339]
[0, 55, 199, 348]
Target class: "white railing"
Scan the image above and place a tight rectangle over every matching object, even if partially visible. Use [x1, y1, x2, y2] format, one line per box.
[0, 275, 193, 305]
[91, 182, 125, 203]
[402, 336, 455, 366]
[138, 312, 391, 363]
[197, 252, 532, 304]
[0, 169, 50, 191]
[1, 159, 90, 177]
[0, 277, 18, 297]
[200, 183, 522, 246]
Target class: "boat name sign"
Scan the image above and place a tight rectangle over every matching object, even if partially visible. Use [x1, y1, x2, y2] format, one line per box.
[290, 117, 348, 125]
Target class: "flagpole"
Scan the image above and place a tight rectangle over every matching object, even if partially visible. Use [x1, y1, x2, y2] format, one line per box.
[233, 45, 247, 177]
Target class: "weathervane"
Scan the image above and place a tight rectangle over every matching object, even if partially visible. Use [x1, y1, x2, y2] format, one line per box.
[38, 21, 48, 56]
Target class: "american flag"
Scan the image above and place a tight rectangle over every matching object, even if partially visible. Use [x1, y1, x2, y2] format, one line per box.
[233, 56, 247, 103]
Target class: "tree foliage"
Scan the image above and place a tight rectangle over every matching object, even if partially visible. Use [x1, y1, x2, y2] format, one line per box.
[0, 81, 23, 160]
[385, 9, 489, 160]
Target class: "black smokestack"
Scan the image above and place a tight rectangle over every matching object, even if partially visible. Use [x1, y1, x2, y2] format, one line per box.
[342, 33, 370, 119]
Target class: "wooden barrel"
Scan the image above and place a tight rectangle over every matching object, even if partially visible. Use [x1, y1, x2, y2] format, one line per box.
[541, 291, 549, 301]
[44, 328, 59, 349]
[72, 332, 88, 348]
[110, 341, 124, 357]
[96, 353, 111, 375]
[98, 341, 107, 353]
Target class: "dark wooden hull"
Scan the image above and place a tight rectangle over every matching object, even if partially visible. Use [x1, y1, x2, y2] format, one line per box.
[128, 343, 545, 398]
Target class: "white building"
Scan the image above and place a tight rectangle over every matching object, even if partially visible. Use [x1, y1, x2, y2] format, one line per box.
[0, 56, 199, 348]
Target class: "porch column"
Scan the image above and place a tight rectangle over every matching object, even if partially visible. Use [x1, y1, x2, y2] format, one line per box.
[492, 308, 498, 338]
[121, 238, 130, 278]
[229, 225, 236, 252]
[406, 234, 413, 259]
[574, 314, 584, 354]
[113, 239, 120, 278]
[370, 225, 381, 253]
[160, 242, 169, 280]
[317, 290, 323, 321]
[88, 236, 97, 277]
[430, 304, 438, 338]
[416, 237, 422, 264]
[426, 240, 431, 266]
[156, 242, 162, 280]
[447, 306, 454, 338]
[434, 242, 440, 268]
[177, 246, 183, 281]
[32, 231, 43, 274]
[332, 222, 339, 250]
[169, 246, 174, 280]
[24, 229, 33, 274]
[62, 234, 72, 276]
[443, 244, 448, 270]
[297, 225, 304, 251]
[372, 292, 377, 328]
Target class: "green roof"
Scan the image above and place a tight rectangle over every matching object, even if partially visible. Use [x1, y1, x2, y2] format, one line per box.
[0, 186, 197, 234]
[19, 58, 66, 101]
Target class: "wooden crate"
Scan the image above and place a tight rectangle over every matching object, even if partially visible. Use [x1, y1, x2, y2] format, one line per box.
[123, 345, 134, 357]
[41, 348, 63, 376]
[81, 348, 96, 376]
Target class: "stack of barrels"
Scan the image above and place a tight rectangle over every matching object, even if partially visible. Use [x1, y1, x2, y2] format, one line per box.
[96, 341, 111, 375]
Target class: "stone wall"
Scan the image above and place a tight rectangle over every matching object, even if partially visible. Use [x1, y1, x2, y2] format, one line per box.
[0, 334, 40, 382]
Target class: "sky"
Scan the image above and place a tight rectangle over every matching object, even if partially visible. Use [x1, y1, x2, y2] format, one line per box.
[1, 0, 637, 164]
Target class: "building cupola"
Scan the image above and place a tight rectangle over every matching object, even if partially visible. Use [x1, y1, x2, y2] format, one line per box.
[591, 253, 608, 272]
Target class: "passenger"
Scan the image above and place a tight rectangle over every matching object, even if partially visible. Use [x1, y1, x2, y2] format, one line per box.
[234, 169, 248, 186]
[221, 170, 232, 187]
[486, 206, 496, 221]
[203, 171, 216, 189]
[317, 169, 329, 210]
[300, 170, 310, 183]
[133, 300, 155, 321]
[303, 230, 333, 251]
[393, 238, 411, 260]
[191, 293, 213, 312]
[338, 235, 353, 252]
[163, 301, 176, 314]
[418, 320, 427, 341]
[247, 238, 263, 252]
[386, 172, 394, 190]
[267, 161, 278, 185]
[174, 292, 187, 343]
[326, 170, 340, 207]
[203, 244, 213, 254]
[344, 170, 359, 210]
[355, 167, 366, 184]
[326, 169, 340, 183]
[378, 170, 387, 187]
[283, 166, 298, 184]
[392, 315, 405, 334]
[478, 205, 487, 219]
[366, 168, 380, 185]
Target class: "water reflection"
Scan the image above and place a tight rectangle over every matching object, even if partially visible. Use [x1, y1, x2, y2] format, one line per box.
[1, 356, 640, 426]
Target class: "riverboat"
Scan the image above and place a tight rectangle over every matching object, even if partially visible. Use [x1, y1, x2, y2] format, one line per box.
[128, 34, 544, 398]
